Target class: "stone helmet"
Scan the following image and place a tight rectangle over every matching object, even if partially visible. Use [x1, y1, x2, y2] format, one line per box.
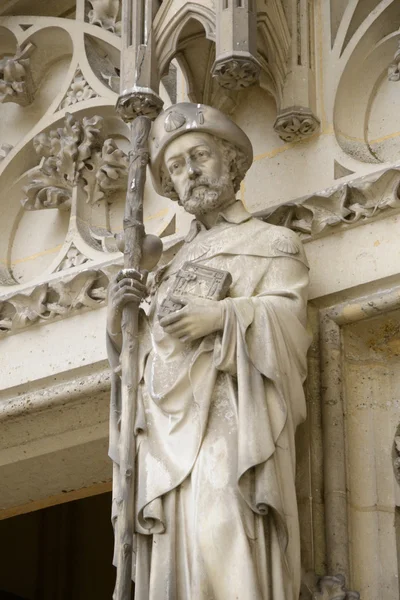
[149, 102, 253, 196]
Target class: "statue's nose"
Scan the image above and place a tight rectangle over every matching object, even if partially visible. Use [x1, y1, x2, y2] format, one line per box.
[187, 159, 201, 179]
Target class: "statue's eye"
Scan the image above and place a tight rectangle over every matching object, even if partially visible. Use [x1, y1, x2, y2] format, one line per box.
[171, 162, 180, 171]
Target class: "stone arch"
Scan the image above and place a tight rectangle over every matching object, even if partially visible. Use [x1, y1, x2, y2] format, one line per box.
[155, 2, 215, 77]
[333, 0, 400, 163]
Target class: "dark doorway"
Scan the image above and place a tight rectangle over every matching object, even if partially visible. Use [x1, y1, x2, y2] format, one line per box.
[0, 492, 116, 600]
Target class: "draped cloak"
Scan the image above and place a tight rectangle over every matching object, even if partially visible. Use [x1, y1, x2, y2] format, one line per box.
[108, 201, 311, 600]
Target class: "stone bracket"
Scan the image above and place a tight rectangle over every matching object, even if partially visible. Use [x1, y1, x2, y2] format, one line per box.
[273, 106, 320, 142]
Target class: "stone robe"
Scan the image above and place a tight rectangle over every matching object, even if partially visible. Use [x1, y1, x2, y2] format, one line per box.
[108, 201, 311, 600]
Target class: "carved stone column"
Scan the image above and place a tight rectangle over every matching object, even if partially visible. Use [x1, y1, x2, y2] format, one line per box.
[116, 0, 163, 121]
[212, 0, 260, 91]
[273, 0, 319, 142]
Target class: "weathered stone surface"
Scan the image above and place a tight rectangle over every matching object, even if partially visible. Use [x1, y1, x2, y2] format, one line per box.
[0, 2, 400, 598]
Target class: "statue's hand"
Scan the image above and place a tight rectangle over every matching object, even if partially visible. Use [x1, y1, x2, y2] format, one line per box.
[107, 269, 147, 336]
[159, 295, 224, 343]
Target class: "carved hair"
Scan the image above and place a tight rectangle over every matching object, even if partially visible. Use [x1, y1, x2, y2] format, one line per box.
[160, 136, 248, 201]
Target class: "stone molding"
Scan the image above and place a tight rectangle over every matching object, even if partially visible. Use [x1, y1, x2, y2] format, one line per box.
[0, 360, 112, 516]
[313, 281, 400, 586]
[0, 363, 111, 423]
[0, 263, 119, 336]
[256, 163, 400, 240]
[273, 107, 320, 142]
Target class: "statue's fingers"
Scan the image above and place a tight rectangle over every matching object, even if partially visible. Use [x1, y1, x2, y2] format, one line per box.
[115, 286, 144, 300]
[159, 309, 186, 327]
[179, 335, 191, 343]
[117, 268, 142, 283]
[162, 320, 187, 334]
[115, 289, 143, 307]
[170, 294, 189, 306]
[118, 278, 147, 293]
[168, 327, 189, 339]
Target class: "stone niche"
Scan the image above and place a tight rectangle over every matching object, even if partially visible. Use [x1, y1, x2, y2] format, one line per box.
[297, 281, 400, 600]
[343, 310, 400, 598]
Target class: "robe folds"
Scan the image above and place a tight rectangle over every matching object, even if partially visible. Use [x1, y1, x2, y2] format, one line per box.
[108, 201, 311, 600]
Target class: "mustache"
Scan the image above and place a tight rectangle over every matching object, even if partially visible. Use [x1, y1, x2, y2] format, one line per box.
[183, 176, 221, 199]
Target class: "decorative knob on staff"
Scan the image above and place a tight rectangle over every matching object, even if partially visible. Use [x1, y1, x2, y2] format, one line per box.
[113, 1, 163, 598]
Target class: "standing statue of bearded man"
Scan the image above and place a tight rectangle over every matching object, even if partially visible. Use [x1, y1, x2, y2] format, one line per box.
[107, 103, 311, 600]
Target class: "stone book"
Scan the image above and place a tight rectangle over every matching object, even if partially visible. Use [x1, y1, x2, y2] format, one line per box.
[158, 261, 232, 318]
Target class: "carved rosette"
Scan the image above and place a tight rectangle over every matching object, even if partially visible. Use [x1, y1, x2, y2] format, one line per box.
[0, 43, 36, 106]
[274, 108, 320, 142]
[212, 57, 261, 91]
[60, 70, 97, 109]
[116, 88, 164, 122]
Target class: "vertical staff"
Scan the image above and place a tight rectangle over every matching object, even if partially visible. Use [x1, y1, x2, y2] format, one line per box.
[114, 0, 163, 598]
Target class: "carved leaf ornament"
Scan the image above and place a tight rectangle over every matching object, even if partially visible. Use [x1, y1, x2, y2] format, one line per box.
[273, 109, 320, 143]
[212, 59, 260, 90]
[60, 71, 97, 109]
[0, 43, 35, 106]
[258, 166, 400, 239]
[0, 266, 118, 335]
[87, 0, 121, 35]
[22, 113, 128, 210]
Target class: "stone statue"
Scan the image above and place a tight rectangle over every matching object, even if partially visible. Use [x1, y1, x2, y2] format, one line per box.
[107, 103, 311, 599]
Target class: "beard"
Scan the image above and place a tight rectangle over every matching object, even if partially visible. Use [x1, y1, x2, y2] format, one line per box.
[179, 173, 235, 216]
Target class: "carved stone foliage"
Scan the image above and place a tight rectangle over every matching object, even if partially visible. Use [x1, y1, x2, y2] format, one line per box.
[116, 89, 164, 122]
[0, 265, 119, 335]
[273, 108, 320, 143]
[212, 58, 260, 91]
[59, 70, 97, 109]
[22, 113, 128, 210]
[56, 245, 89, 272]
[258, 165, 400, 239]
[388, 40, 400, 82]
[0, 42, 35, 106]
[313, 575, 360, 600]
[87, 0, 121, 35]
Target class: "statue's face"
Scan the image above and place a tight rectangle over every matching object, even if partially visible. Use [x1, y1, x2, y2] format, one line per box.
[163, 132, 235, 215]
